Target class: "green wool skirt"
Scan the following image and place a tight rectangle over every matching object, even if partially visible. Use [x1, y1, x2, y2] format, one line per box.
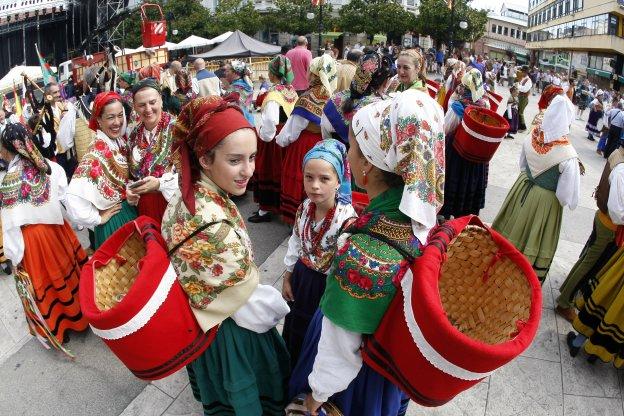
[93, 200, 138, 249]
[492, 172, 563, 283]
[187, 318, 290, 416]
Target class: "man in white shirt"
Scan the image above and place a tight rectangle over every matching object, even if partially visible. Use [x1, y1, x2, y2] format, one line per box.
[516, 65, 533, 131]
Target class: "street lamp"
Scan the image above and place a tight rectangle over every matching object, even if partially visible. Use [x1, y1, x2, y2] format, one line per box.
[459, 21, 468, 30]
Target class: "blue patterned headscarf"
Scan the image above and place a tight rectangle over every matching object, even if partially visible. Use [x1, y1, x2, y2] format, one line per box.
[303, 139, 352, 204]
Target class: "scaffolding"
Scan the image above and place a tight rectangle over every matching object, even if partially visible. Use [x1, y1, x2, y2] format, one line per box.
[94, 0, 130, 49]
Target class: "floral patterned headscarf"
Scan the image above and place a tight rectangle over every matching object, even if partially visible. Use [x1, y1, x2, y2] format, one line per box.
[309, 55, 338, 96]
[351, 89, 445, 243]
[1, 122, 50, 174]
[351, 52, 394, 98]
[461, 68, 485, 102]
[230, 60, 253, 89]
[269, 55, 294, 85]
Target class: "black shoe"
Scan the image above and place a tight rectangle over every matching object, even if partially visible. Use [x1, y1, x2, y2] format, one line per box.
[587, 135, 596, 141]
[566, 331, 580, 357]
[248, 212, 272, 223]
[587, 354, 598, 364]
[1, 262, 11, 275]
[505, 134, 515, 139]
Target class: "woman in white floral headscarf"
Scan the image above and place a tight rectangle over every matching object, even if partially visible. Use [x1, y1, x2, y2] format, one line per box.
[287, 89, 445, 416]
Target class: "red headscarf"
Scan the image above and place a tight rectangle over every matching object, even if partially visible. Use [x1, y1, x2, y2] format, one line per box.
[538, 85, 564, 110]
[172, 96, 252, 215]
[89, 91, 123, 131]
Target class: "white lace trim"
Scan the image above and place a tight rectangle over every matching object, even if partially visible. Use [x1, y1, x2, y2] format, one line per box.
[461, 119, 505, 143]
[400, 270, 494, 381]
[90, 263, 177, 340]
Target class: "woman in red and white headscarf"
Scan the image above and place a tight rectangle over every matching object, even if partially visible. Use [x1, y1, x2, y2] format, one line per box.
[0, 123, 88, 355]
[66, 92, 138, 249]
[161, 96, 290, 415]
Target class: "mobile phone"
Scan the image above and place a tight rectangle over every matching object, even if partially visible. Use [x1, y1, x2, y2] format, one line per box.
[128, 179, 145, 189]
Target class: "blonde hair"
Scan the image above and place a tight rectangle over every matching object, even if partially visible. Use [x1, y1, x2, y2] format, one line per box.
[398, 49, 426, 83]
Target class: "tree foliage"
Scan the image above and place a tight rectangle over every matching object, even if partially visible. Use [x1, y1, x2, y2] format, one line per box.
[263, 0, 334, 36]
[415, 0, 488, 47]
[210, 0, 264, 37]
[338, 0, 417, 41]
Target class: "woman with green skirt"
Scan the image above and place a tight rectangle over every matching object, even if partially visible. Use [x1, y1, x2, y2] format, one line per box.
[492, 94, 581, 283]
[66, 92, 137, 248]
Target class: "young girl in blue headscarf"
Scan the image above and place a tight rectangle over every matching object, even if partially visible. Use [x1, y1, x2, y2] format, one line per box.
[281, 139, 357, 368]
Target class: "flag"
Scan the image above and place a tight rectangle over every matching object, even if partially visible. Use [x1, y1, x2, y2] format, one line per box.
[311, 0, 325, 5]
[35, 43, 56, 85]
[12, 82, 24, 123]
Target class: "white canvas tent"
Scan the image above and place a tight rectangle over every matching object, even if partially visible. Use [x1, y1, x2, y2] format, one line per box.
[169, 35, 212, 51]
[0, 65, 51, 94]
[209, 31, 233, 44]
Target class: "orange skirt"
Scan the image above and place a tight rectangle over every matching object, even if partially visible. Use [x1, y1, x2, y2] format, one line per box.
[21, 221, 89, 343]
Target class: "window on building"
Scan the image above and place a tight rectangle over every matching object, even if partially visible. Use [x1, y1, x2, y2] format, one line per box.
[523, 32, 527, 40]
[503, 26, 508, 36]
[510, 28, 515, 37]
[498, 25, 502, 34]
[492, 24, 497, 33]
[565, 0, 570, 14]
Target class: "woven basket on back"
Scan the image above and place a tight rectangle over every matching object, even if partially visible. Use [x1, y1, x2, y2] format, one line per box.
[75, 117, 96, 163]
[362, 215, 541, 407]
[439, 225, 532, 345]
[95, 232, 146, 311]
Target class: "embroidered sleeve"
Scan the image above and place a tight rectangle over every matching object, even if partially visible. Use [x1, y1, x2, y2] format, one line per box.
[284, 202, 305, 272]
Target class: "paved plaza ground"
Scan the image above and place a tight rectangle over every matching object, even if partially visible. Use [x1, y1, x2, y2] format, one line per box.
[1, 85, 623, 416]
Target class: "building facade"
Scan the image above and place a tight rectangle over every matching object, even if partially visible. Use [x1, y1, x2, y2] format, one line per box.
[473, 2, 529, 64]
[526, 0, 624, 89]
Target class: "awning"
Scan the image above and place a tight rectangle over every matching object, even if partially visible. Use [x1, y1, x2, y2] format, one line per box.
[587, 67, 612, 79]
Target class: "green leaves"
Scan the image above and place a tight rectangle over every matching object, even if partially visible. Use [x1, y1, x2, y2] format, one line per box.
[338, 0, 417, 41]
[414, 0, 488, 47]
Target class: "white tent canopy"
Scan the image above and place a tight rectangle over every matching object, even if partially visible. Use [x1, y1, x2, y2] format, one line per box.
[210, 31, 233, 44]
[169, 35, 212, 50]
[0, 65, 52, 94]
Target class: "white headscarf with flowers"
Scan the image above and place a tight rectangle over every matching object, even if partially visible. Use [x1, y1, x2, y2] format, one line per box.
[231, 60, 253, 89]
[309, 54, 338, 96]
[351, 89, 445, 243]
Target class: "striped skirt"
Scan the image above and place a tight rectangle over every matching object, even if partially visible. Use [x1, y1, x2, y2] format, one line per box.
[19, 221, 89, 344]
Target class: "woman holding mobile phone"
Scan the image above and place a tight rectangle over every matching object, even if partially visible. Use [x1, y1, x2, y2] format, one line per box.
[125, 78, 178, 224]
[66, 92, 137, 249]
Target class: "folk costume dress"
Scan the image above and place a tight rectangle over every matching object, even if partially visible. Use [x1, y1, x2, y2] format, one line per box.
[127, 110, 177, 224]
[282, 140, 356, 368]
[440, 68, 491, 218]
[586, 95, 605, 141]
[253, 56, 298, 214]
[0, 123, 88, 352]
[493, 95, 580, 283]
[66, 92, 137, 249]
[277, 55, 337, 224]
[289, 90, 445, 416]
[225, 61, 255, 125]
[321, 52, 393, 146]
[557, 146, 624, 310]
[162, 97, 290, 416]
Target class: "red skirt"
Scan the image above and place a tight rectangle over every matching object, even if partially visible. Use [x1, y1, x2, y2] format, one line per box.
[21, 221, 89, 343]
[280, 130, 322, 225]
[138, 192, 169, 225]
[253, 125, 285, 213]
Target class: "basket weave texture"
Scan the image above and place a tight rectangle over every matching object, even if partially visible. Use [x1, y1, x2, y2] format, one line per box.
[95, 233, 146, 311]
[439, 225, 532, 345]
[75, 117, 96, 163]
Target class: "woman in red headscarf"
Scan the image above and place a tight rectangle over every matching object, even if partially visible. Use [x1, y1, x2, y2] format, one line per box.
[67, 92, 138, 249]
[161, 96, 290, 415]
[0, 123, 88, 355]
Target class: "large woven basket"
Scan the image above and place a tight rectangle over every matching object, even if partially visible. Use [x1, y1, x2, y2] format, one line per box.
[75, 117, 96, 163]
[80, 216, 217, 380]
[363, 215, 541, 407]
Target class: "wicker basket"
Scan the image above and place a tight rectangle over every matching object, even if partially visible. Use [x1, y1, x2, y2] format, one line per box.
[80, 217, 217, 380]
[363, 215, 541, 407]
[94, 232, 146, 311]
[440, 225, 532, 344]
[75, 117, 96, 163]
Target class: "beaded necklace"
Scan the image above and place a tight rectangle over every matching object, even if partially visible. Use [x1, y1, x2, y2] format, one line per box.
[303, 202, 337, 251]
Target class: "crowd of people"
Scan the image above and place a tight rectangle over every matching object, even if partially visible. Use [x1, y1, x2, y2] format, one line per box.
[0, 33, 624, 416]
